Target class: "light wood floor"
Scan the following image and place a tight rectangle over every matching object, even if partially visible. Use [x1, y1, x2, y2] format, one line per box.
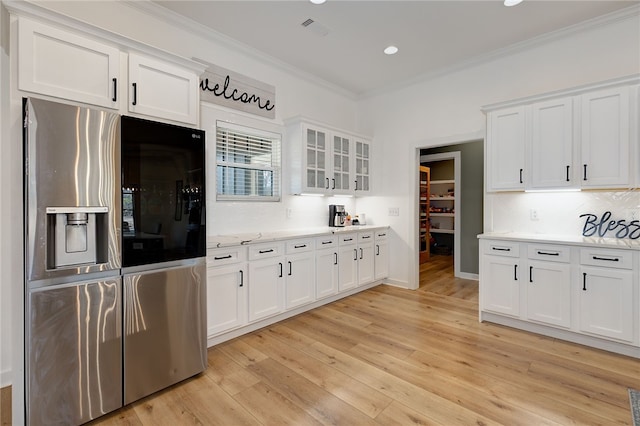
[3, 255, 639, 425]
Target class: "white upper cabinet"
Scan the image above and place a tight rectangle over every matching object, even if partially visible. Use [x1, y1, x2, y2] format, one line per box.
[286, 118, 372, 196]
[17, 16, 201, 126]
[530, 97, 574, 189]
[331, 134, 353, 195]
[354, 138, 371, 193]
[580, 87, 630, 188]
[485, 78, 638, 192]
[487, 106, 526, 191]
[127, 53, 199, 125]
[18, 17, 120, 109]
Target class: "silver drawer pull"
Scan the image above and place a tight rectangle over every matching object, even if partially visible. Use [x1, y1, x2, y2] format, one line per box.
[537, 251, 559, 256]
[259, 249, 274, 254]
[492, 247, 511, 252]
[592, 256, 619, 262]
[214, 254, 232, 260]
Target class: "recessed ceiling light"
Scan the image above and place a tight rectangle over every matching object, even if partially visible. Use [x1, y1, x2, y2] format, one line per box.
[384, 45, 398, 55]
[504, 0, 523, 6]
[310, 0, 326, 4]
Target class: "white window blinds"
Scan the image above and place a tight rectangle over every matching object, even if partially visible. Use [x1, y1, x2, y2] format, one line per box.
[216, 121, 281, 201]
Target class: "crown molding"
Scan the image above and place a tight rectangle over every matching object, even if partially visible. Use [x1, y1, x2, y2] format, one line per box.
[125, 0, 358, 101]
[361, 3, 640, 100]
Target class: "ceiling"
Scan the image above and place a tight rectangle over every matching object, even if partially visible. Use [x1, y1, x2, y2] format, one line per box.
[153, 0, 639, 97]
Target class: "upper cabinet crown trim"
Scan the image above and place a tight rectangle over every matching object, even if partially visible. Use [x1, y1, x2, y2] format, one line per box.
[283, 115, 371, 140]
[481, 74, 640, 113]
[5, 0, 206, 74]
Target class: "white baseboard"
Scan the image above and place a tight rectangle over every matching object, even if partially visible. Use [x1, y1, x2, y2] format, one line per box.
[458, 272, 479, 280]
[381, 278, 409, 289]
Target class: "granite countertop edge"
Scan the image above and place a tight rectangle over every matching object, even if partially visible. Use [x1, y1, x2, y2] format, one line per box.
[478, 232, 640, 250]
[207, 225, 390, 249]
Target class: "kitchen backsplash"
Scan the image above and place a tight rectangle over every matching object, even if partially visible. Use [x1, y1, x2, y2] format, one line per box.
[486, 189, 640, 237]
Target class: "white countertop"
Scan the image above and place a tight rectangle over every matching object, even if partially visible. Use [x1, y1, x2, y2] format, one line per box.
[478, 232, 640, 250]
[207, 225, 389, 248]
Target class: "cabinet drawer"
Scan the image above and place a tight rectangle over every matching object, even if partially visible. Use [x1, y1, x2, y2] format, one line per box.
[285, 238, 314, 254]
[248, 242, 285, 260]
[527, 244, 570, 263]
[484, 240, 520, 257]
[358, 231, 374, 243]
[580, 248, 633, 270]
[208, 246, 247, 267]
[315, 235, 338, 249]
[374, 229, 389, 241]
[338, 233, 357, 246]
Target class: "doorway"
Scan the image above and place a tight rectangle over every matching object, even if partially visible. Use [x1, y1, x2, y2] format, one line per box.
[419, 152, 461, 276]
[414, 139, 484, 289]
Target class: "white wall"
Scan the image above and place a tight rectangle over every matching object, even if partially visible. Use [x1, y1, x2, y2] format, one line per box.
[0, 0, 363, 393]
[357, 8, 640, 289]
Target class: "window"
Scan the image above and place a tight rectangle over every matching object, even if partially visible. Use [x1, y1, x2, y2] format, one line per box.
[216, 121, 281, 201]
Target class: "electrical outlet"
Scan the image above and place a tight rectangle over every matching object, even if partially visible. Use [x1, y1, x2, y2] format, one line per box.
[388, 207, 400, 217]
[530, 209, 539, 221]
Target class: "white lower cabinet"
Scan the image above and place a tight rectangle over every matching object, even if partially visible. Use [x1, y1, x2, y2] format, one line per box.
[248, 242, 285, 322]
[374, 230, 389, 281]
[206, 227, 390, 343]
[284, 239, 315, 309]
[315, 236, 339, 300]
[207, 247, 248, 337]
[338, 233, 358, 291]
[481, 240, 521, 317]
[480, 237, 639, 357]
[578, 248, 634, 343]
[525, 244, 571, 328]
[357, 232, 375, 286]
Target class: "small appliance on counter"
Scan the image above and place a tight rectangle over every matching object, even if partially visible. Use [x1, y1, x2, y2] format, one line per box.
[329, 204, 346, 227]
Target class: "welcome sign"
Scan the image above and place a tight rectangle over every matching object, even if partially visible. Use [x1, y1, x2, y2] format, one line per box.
[200, 65, 276, 119]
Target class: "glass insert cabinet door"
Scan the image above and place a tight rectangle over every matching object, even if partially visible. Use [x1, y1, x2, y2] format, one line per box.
[305, 127, 328, 190]
[356, 140, 370, 191]
[333, 135, 351, 191]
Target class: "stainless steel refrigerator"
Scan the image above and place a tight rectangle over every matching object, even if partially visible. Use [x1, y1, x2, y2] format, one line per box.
[24, 98, 122, 425]
[24, 98, 206, 425]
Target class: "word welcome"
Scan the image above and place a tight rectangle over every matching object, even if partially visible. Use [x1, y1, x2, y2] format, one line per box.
[579, 211, 640, 240]
[200, 75, 274, 112]
[200, 65, 276, 119]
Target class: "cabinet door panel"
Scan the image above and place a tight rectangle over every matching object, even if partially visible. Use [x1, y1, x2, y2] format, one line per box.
[316, 249, 338, 299]
[128, 54, 199, 124]
[488, 107, 526, 190]
[374, 241, 389, 280]
[357, 243, 375, 286]
[526, 261, 571, 328]
[285, 254, 315, 309]
[579, 266, 633, 343]
[338, 246, 358, 291]
[18, 17, 119, 109]
[481, 256, 520, 316]
[248, 259, 283, 322]
[581, 87, 630, 188]
[207, 264, 246, 336]
[530, 98, 574, 189]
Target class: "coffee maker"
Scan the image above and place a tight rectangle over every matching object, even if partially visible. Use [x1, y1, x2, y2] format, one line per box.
[329, 204, 346, 227]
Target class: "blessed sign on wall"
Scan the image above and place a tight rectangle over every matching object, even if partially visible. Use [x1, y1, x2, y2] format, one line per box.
[200, 65, 276, 119]
[580, 211, 640, 240]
